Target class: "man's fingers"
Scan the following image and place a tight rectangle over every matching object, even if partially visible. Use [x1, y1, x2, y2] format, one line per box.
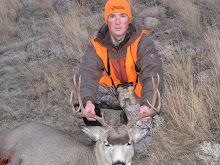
[140, 116, 151, 122]
[84, 101, 96, 121]
[85, 108, 96, 121]
[85, 109, 96, 121]
[86, 117, 96, 121]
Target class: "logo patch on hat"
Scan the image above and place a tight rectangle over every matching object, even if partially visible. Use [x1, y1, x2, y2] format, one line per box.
[111, 5, 125, 11]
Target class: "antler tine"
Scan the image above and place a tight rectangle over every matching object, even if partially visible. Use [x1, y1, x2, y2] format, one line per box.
[147, 73, 161, 112]
[150, 73, 160, 107]
[73, 75, 85, 113]
[70, 90, 81, 115]
[70, 75, 109, 128]
[127, 74, 161, 128]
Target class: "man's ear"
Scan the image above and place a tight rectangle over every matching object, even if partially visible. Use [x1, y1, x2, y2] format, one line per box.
[79, 126, 106, 142]
[129, 127, 150, 143]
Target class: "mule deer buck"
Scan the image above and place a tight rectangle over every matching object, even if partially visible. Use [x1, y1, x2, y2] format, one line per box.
[0, 74, 161, 165]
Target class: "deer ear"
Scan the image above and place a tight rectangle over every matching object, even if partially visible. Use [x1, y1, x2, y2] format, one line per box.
[79, 126, 106, 142]
[129, 128, 150, 143]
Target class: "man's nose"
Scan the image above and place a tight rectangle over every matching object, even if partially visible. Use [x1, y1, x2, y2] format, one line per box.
[115, 17, 121, 24]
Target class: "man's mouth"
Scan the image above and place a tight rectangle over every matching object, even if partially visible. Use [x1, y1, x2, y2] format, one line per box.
[115, 27, 122, 30]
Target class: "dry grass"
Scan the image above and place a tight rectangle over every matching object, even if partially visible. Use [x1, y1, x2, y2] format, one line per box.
[0, 0, 219, 164]
[171, 0, 202, 35]
[0, 0, 21, 45]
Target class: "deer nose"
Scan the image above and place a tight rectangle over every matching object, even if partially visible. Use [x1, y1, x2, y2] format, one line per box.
[113, 161, 125, 165]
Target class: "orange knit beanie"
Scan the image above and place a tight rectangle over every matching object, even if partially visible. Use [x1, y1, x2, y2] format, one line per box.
[104, 0, 132, 24]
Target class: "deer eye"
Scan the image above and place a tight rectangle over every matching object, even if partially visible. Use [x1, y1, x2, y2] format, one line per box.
[127, 140, 133, 145]
[104, 141, 110, 147]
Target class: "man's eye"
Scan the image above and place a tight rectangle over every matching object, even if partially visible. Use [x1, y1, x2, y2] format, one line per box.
[121, 14, 127, 18]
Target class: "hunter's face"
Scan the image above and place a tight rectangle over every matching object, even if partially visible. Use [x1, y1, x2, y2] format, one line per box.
[107, 13, 129, 41]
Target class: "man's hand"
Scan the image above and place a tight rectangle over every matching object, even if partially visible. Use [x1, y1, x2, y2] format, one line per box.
[84, 101, 96, 121]
[138, 105, 151, 122]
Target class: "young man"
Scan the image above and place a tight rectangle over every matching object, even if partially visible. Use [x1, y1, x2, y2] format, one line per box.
[79, 0, 164, 153]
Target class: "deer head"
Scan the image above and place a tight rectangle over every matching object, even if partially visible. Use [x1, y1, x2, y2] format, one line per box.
[70, 74, 161, 165]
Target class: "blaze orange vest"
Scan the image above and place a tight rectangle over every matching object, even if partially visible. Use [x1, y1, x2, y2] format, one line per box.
[91, 30, 148, 98]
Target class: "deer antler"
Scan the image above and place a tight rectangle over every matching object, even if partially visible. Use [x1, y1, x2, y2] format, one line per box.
[70, 75, 109, 128]
[127, 73, 161, 128]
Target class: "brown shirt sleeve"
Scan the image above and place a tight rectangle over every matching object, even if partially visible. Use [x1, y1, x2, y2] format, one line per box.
[136, 34, 164, 106]
[79, 42, 104, 105]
